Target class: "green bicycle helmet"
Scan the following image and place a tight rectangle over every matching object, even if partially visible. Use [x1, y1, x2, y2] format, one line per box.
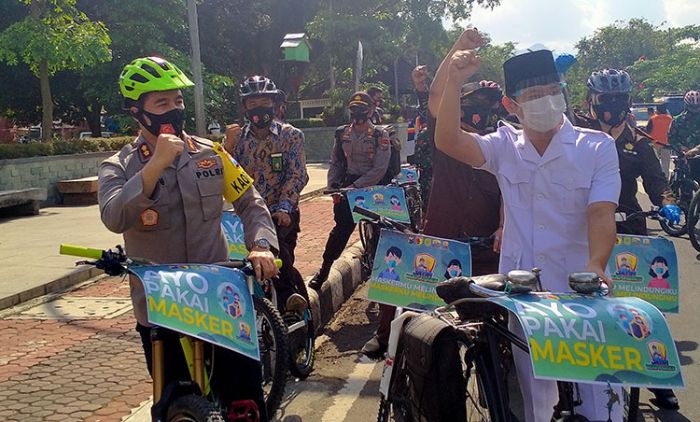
[119, 57, 194, 102]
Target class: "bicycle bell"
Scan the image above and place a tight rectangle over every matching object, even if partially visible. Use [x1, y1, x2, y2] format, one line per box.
[569, 272, 602, 294]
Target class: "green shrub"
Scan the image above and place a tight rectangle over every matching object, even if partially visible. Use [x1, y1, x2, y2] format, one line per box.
[0, 137, 134, 160]
[286, 118, 326, 128]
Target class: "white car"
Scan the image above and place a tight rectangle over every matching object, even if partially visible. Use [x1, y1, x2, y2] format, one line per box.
[79, 131, 113, 139]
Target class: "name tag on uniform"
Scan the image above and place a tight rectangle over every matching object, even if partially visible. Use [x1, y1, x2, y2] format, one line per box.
[271, 153, 283, 173]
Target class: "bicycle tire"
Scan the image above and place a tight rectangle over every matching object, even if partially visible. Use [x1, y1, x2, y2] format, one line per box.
[659, 204, 688, 237]
[285, 312, 316, 379]
[254, 295, 289, 416]
[166, 394, 226, 422]
[687, 191, 700, 252]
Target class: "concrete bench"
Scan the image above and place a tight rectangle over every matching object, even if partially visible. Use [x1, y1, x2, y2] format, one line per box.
[57, 176, 98, 206]
[0, 188, 47, 216]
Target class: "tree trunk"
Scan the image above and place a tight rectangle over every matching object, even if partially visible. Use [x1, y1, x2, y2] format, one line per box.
[31, 0, 53, 142]
[39, 59, 53, 142]
[86, 101, 102, 137]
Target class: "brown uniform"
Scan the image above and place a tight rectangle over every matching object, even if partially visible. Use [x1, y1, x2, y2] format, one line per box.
[98, 134, 278, 325]
[327, 123, 391, 189]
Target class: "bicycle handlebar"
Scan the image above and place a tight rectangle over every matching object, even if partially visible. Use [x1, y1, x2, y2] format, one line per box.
[60, 244, 282, 273]
[352, 205, 411, 232]
[59, 244, 104, 260]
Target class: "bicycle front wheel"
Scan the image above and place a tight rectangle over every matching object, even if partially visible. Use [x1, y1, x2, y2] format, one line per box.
[166, 394, 225, 422]
[254, 295, 289, 416]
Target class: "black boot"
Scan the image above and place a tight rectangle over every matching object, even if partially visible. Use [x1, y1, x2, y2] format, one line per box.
[649, 388, 679, 410]
[308, 266, 330, 291]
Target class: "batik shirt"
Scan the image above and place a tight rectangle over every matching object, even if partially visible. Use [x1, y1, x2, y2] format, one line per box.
[232, 120, 309, 213]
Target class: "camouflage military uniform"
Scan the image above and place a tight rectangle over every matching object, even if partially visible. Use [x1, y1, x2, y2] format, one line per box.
[669, 111, 700, 151]
[669, 111, 700, 183]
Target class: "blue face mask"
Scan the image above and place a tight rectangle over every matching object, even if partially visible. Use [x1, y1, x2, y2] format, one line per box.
[449, 268, 460, 277]
[655, 267, 665, 275]
[388, 260, 397, 268]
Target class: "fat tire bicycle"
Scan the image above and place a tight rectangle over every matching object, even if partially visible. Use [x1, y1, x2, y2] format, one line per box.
[60, 244, 284, 422]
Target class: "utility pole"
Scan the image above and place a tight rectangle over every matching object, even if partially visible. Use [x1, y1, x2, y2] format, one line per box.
[187, 0, 206, 135]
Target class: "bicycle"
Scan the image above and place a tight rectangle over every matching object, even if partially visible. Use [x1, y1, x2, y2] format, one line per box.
[663, 145, 699, 236]
[221, 210, 314, 403]
[377, 270, 657, 422]
[59, 244, 282, 422]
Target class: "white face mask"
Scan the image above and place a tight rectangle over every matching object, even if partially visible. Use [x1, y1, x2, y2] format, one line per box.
[518, 93, 566, 133]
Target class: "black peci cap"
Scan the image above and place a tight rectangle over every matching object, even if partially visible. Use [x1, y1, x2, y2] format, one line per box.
[503, 49, 560, 98]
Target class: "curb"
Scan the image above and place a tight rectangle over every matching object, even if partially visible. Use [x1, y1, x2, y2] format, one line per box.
[0, 266, 103, 311]
[307, 240, 365, 335]
[299, 186, 326, 202]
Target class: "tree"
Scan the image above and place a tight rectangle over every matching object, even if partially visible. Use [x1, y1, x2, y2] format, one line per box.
[304, 0, 500, 99]
[0, 0, 111, 140]
[566, 19, 700, 106]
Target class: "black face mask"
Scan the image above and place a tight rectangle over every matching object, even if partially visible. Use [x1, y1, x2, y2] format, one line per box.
[351, 110, 370, 124]
[246, 106, 275, 129]
[461, 106, 492, 131]
[592, 102, 629, 127]
[137, 108, 185, 137]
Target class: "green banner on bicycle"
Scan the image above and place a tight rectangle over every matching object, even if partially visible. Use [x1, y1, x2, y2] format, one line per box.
[346, 186, 411, 224]
[131, 264, 260, 361]
[607, 234, 679, 313]
[221, 211, 249, 260]
[368, 229, 472, 311]
[488, 294, 684, 388]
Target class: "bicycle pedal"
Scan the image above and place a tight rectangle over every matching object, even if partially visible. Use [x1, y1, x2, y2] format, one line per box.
[228, 399, 260, 422]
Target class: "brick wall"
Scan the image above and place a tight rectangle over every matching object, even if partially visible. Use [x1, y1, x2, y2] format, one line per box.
[0, 152, 114, 205]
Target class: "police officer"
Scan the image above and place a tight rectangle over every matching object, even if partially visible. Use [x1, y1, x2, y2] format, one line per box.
[575, 68, 680, 410]
[224, 76, 310, 313]
[309, 92, 391, 290]
[99, 57, 278, 420]
[575, 69, 681, 238]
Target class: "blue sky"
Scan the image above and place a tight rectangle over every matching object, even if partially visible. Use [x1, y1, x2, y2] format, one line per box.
[459, 0, 700, 54]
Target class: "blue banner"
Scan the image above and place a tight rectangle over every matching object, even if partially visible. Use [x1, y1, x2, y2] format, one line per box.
[346, 186, 411, 224]
[368, 229, 472, 311]
[395, 167, 419, 184]
[221, 211, 248, 260]
[608, 234, 679, 313]
[131, 264, 260, 361]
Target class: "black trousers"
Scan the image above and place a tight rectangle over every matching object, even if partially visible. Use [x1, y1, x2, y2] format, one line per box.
[272, 209, 310, 309]
[136, 323, 269, 421]
[321, 198, 357, 269]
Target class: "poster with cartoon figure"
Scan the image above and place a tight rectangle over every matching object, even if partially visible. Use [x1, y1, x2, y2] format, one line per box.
[221, 211, 249, 260]
[367, 229, 472, 311]
[607, 234, 679, 313]
[131, 264, 260, 361]
[395, 167, 420, 184]
[488, 294, 684, 389]
[346, 186, 411, 224]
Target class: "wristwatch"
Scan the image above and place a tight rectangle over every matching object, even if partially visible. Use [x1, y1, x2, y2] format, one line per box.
[251, 238, 271, 251]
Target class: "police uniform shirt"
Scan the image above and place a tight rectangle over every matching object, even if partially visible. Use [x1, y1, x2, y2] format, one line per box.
[98, 134, 278, 324]
[327, 123, 391, 188]
[575, 115, 672, 235]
